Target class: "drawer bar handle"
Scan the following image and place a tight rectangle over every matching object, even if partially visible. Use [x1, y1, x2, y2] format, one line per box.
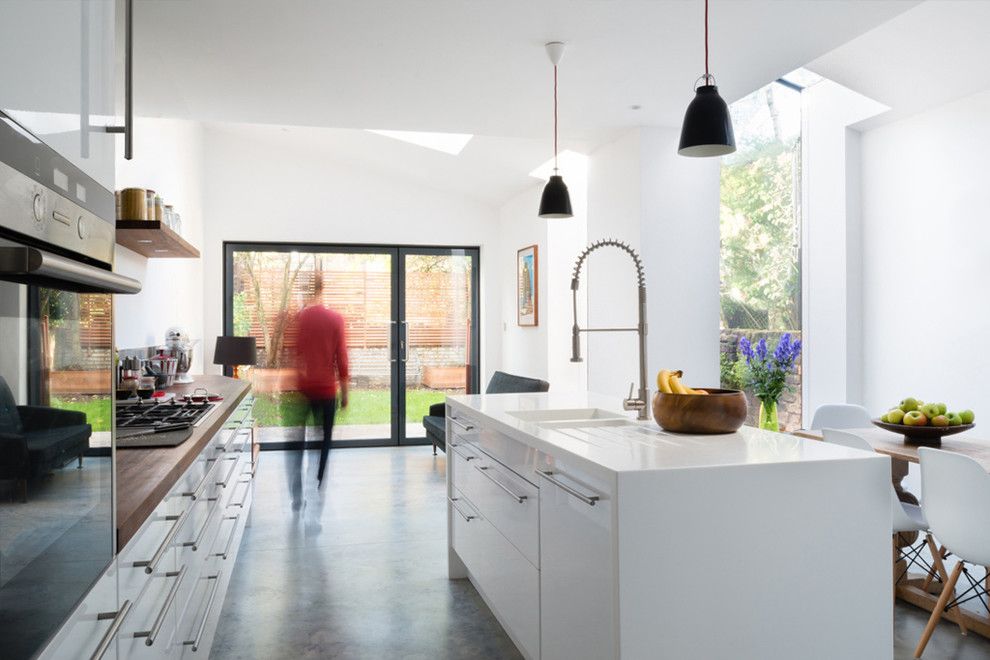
[229, 480, 251, 508]
[183, 570, 223, 652]
[135, 508, 190, 574]
[216, 456, 240, 489]
[448, 497, 477, 522]
[475, 465, 527, 503]
[449, 417, 474, 432]
[134, 565, 187, 646]
[183, 457, 221, 500]
[220, 428, 252, 453]
[213, 514, 241, 559]
[536, 470, 600, 506]
[182, 499, 221, 550]
[90, 599, 132, 660]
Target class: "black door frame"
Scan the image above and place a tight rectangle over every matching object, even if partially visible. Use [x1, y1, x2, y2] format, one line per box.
[222, 241, 481, 449]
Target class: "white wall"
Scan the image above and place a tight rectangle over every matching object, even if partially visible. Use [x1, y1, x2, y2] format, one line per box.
[584, 127, 720, 398]
[800, 80, 886, 419]
[198, 124, 501, 383]
[114, 118, 206, 372]
[860, 89, 990, 419]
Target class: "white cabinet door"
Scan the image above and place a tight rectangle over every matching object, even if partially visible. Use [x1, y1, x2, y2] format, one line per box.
[0, 0, 117, 188]
[539, 463, 616, 660]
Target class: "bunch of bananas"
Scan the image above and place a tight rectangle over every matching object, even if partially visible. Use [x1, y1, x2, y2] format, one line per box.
[656, 369, 709, 396]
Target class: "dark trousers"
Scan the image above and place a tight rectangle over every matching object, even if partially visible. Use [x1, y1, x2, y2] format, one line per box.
[309, 398, 337, 482]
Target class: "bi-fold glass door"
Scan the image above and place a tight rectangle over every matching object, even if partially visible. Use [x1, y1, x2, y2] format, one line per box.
[224, 243, 480, 447]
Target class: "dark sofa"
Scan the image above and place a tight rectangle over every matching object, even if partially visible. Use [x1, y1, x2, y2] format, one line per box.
[424, 370, 550, 455]
[0, 376, 91, 501]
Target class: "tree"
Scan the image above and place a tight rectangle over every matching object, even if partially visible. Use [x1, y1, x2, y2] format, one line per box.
[235, 251, 310, 368]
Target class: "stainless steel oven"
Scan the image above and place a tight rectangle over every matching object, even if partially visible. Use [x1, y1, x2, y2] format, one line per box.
[0, 105, 139, 657]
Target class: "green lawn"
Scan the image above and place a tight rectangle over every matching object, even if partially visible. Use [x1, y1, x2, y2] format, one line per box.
[51, 396, 112, 433]
[252, 388, 449, 427]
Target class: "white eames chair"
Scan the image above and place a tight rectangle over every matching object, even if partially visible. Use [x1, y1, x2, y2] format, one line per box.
[811, 403, 872, 430]
[914, 448, 990, 657]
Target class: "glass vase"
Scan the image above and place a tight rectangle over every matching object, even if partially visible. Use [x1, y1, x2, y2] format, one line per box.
[758, 399, 779, 432]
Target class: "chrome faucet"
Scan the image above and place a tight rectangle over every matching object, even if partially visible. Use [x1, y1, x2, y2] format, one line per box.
[570, 239, 649, 420]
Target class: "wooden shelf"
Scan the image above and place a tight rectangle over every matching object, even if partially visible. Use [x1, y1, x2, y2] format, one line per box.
[116, 220, 200, 258]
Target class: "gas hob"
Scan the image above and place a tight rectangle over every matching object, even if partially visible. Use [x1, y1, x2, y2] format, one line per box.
[116, 399, 217, 431]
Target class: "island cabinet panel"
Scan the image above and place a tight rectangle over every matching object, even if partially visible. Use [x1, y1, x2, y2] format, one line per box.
[538, 460, 617, 660]
[450, 487, 540, 660]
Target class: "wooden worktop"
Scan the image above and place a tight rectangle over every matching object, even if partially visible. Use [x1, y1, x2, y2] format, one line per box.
[115, 375, 250, 551]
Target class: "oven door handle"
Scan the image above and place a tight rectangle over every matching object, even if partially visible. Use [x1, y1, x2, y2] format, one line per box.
[0, 247, 141, 294]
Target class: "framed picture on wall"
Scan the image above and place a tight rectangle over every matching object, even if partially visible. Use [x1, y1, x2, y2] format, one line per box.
[517, 245, 538, 326]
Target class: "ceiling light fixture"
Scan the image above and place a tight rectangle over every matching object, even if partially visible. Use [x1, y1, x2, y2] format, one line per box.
[677, 0, 736, 157]
[538, 41, 573, 219]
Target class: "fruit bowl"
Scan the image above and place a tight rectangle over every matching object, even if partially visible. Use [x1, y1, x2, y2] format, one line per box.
[653, 389, 748, 434]
[871, 419, 974, 447]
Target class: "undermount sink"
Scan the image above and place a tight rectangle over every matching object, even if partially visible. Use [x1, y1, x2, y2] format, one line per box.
[537, 418, 634, 430]
[507, 408, 628, 424]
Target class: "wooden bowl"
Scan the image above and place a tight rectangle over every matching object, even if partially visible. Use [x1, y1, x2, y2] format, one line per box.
[652, 388, 748, 434]
[871, 419, 974, 447]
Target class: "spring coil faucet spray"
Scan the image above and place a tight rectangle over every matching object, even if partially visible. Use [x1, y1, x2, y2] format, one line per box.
[570, 239, 649, 420]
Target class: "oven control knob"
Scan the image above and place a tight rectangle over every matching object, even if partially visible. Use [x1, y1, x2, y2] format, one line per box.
[77, 215, 89, 239]
[32, 193, 45, 222]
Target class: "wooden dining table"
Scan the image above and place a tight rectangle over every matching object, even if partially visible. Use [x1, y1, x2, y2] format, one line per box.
[795, 426, 990, 638]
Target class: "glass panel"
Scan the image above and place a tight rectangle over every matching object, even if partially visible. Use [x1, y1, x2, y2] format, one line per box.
[0, 283, 113, 659]
[719, 80, 804, 430]
[403, 252, 474, 441]
[230, 249, 393, 443]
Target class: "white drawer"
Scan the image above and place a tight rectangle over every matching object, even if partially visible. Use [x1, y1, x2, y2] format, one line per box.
[467, 428, 548, 487]
[116, 554, 184, 659]
[449, 441, 483, 500]
[450, 487, 539, 660]
[118, 498, 182, 601]
[468, 454, 539, 567]
[36, 560, 119, 660]
[174, 564, 225, 657]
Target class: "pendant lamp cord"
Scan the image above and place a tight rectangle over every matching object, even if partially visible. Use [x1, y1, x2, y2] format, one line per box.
[704, 0, 710, 78]
[553, 64, 559, 172]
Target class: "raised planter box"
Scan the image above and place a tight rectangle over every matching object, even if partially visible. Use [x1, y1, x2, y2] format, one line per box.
[422, 365, 466, 390]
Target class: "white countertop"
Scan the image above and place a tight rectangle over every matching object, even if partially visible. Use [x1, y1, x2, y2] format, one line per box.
[448, 391, 884, 474]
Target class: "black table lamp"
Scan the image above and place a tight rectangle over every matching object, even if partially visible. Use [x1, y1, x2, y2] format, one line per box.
[213, 336, 257, 378]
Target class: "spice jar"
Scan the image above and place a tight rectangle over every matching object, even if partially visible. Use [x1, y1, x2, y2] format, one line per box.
[145, 189, 156, 221]
[154, 194, 164, 222]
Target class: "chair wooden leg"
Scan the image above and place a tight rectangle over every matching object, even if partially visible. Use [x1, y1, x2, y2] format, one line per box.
[922, 536, 965, 635]
[915, 561, 964, 658]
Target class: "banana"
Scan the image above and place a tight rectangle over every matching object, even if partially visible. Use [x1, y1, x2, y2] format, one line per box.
[657, 369, 673, 394]
[691, 388, 710, 396]
[668, 371, 690, 395]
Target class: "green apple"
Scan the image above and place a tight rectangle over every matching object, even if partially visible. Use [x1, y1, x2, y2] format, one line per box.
[936, 402, 947, 415]
[900, 397, 921, 413]
[931, 415, 949, 427]
[903, 410, 928, 426]
[960, 410, 975, 424]
[887, 409, 905, 425]
[920, 403, 941, 420]
[880, 413, 890, 423]
[946, 412, 964, 426]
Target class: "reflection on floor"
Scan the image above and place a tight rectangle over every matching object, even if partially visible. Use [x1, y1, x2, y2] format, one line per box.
[211, 447, 521, 659]
[211, 448, 990, 660]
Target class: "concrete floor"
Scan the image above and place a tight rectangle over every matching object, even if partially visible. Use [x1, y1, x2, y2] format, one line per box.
[212, 447, 990, 660]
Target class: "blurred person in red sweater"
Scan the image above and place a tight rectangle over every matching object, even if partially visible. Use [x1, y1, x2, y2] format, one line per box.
[294, 272, 349, 485]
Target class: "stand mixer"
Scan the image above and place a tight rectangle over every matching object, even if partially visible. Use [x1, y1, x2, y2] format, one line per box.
[165, 326, 198, 384]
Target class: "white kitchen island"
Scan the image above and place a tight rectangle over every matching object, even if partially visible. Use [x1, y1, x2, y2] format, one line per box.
[445, 391, 893, 660]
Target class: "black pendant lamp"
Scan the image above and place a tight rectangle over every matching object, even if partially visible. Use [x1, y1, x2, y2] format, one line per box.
[538, 41, 573, 218]
[678, 0, 736, 157]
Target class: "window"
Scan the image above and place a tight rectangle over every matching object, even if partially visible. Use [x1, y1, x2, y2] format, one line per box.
[719, 77, 805, 430]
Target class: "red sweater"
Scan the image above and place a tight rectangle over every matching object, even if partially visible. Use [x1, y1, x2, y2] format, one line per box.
[294, 304, 349, 400]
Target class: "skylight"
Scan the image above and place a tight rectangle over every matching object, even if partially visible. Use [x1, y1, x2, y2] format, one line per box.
[778, 67, 825, 90]
[528, 150, 589, 181]
[366, 129, 473, 155]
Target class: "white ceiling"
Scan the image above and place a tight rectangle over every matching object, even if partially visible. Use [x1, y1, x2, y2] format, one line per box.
[129, 1, 921, 207]
[809, 1, 990, 130]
